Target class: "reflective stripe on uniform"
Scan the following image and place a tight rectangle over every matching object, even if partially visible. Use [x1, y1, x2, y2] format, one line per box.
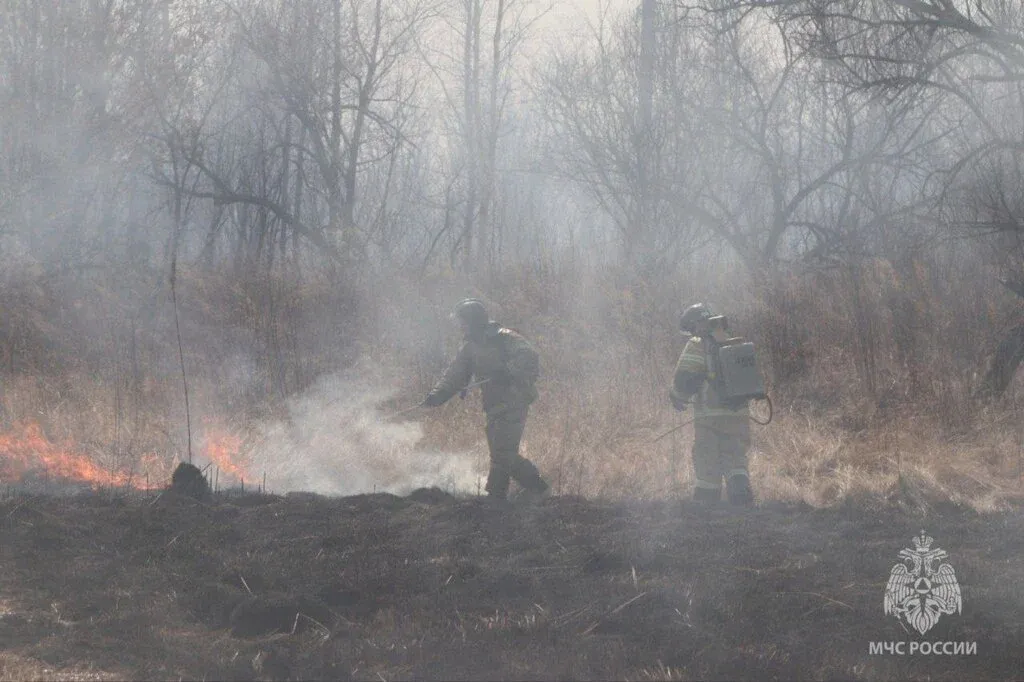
[694, 478, 722, 490]
[727, 468, 749, 479]
[676, 338, 707, 373]
[676, 335, 750, 417]
[695, 406, 749, 418]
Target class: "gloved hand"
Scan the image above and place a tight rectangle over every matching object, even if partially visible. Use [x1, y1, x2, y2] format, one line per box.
[670, 390, 688, 412]
[422, 391, 446, 408]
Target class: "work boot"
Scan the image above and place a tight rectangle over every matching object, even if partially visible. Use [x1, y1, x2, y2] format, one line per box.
[693, 486, 721, 505]
[514, 481, 550, 504]
[726, 474, 754, 506]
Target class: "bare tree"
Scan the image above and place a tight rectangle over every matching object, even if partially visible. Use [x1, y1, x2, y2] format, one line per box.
[0, 0, 166, 268]
[418, 0, 550, 277]
[732, 0, 1024, 395]
[540, 3, 712, 276]
[151, 0, 433, 270]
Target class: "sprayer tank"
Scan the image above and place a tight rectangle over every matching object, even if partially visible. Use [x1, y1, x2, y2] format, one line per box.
[717, 342, 766, 401]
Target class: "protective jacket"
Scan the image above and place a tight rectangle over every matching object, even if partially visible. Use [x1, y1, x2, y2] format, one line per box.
[428, 322, 539, 414]
[671, 333, 751, 498]
[670, 335, 749, 419]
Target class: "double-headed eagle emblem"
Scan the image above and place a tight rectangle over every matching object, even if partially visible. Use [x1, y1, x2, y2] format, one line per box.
[884, 531, 962, 635]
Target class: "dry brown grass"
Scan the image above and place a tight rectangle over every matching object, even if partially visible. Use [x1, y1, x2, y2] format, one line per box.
[417, 367, 1023, 513]
[750, 406, 1024, 511]
[1, 257, 1022, 513]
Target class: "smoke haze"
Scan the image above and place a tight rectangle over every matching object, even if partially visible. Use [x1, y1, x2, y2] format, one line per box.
[244, 365, 483, 496]
[0, 0, 1021, 509]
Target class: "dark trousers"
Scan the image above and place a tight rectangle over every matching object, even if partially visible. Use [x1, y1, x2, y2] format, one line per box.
[484, 405, 546, 498]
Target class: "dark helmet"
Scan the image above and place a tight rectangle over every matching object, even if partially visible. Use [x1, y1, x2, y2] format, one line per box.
[453, 298, 489, 330]
[679, 302, 713, 333]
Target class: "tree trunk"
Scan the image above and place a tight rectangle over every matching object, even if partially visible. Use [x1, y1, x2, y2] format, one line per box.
[477, 0, 505, 278]
[461, 0, 481, 274]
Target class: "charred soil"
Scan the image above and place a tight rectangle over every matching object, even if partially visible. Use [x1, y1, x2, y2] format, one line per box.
[0, 489, 1021, 681]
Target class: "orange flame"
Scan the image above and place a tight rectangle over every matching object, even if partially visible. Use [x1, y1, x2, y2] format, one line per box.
[202, 428, 250, 482]
[0, 422, 166, 489]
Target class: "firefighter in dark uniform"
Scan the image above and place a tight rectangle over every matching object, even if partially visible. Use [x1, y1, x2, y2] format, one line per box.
[423, 299, 549, 501]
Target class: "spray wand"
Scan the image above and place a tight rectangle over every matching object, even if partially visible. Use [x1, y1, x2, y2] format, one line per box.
[458, 377, 491, 399]
[385, 377, 491, 419]
[650, 418, 695, 443]
[386, 403, 429, 419]
[651, 395, 773, 442]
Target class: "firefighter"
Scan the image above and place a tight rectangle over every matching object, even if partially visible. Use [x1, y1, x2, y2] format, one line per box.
[670, 303, 754, 506]
[422, 299, 549, 501]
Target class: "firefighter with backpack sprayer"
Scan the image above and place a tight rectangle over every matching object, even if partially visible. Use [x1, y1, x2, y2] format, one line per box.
[670, 303, 767, 506]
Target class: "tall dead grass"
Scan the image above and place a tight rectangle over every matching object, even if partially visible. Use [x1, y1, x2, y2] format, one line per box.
[419, 255, 1024, 512]
[0, 250, 1021, 511]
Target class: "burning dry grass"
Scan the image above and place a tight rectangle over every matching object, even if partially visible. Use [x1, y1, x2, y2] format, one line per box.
[0, 272, 1020, 514]
[0, 242, 1020, 508]
[0, 364, 488, 499]
[0, 368, 1020, 515]
[0, 420, 169, 491]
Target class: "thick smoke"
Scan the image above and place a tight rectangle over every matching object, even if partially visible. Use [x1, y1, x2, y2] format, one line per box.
[245, 365, 483, 496]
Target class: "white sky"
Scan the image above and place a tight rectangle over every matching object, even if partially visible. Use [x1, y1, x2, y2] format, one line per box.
[550, 0, 634, 23]
[541, 0, 635, 37]
[520, 0, 635, 65]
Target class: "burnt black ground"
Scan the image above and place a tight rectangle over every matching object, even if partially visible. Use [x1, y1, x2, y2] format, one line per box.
[0, 489, 1021, 681]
